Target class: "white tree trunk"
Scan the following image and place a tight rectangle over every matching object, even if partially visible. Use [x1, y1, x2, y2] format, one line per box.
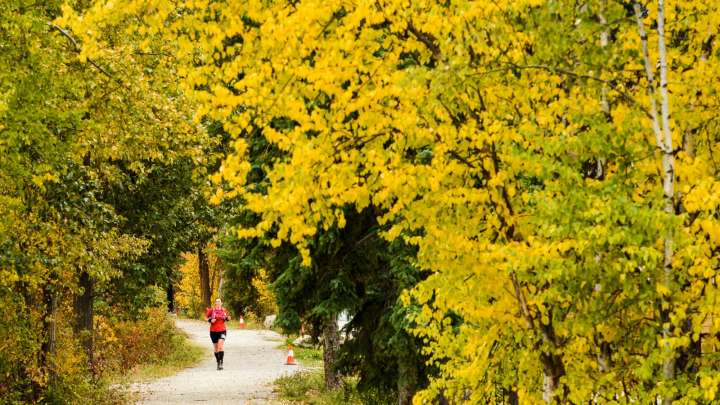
[635, 2, 676, 402]
[656, 1, 676, 399]
[634, 3, 664, 148]
[543, 373, 552, 403]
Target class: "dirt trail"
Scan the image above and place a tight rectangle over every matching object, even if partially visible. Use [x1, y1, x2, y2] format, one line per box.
[134, 319, 299, 404]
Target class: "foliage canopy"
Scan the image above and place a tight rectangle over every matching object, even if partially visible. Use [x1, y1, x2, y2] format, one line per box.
[31, 0, 720, 402]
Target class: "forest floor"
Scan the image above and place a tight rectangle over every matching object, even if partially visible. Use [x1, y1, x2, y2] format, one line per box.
[132, 319, 301, 404]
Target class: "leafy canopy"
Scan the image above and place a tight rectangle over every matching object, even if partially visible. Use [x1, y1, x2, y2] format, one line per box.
[60, 0, 720, 402]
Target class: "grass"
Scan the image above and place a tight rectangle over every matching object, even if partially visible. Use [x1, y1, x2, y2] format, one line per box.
[227, 316, 263, 330]
[274, 371, 365, 405]
[274, 345, 392, 404]
[278, 341, 324, 369]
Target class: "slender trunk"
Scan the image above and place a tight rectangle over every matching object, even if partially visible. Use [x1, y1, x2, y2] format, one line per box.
[166, 277, 175, 313]
[43, 287, 58, 384]
[542, 373, 552, 403]
[18, 267, 41, 401]
[322, 315, 342, 390]
[209, 256, 217, 295]
[656, 1, 677, 400]
[74, 270, 94, 373]
[598, 0, 610, 116]
[507, 389, 519, 405]
[397, 355, 418, 405]
[635, 2, 676, 402]
[511, 273, 566, 403]
[595, 3, 612, 376]
[634, 3, 666, 149]
[198, 245, 211, 308]
[541, 345, 566, 403]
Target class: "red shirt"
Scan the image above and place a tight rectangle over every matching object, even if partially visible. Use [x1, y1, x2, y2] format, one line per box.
[206, 307, 229, 332]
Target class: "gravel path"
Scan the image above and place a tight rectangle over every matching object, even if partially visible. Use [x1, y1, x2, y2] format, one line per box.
[134, 319, 299, 404]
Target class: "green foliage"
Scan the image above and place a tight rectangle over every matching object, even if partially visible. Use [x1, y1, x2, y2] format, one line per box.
[281, 343, 324, 369]
[216, 233, 274, 318]
[333, 226, 432, 399]
[25, 0, 720, 402]
[0, 0, 214, 401]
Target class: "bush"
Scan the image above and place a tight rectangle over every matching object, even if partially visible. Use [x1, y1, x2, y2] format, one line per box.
[0, 306, 202, 404]
[95, 307, 205, 383]
[94, 307, 178, 376]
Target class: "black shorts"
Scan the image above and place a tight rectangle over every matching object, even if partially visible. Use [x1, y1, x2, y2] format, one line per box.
[210, 330, 226, 343]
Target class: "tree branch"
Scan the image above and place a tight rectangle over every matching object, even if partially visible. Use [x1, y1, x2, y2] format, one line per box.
[406, 22, 442, 61]
[510, 271, 534, 329]
[47, 23, 122, 85]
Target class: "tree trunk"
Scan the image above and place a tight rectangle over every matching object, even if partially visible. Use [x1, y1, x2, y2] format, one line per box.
[74, 270, 94, 373]
[657, 1, 677, 399]
[511, 272, 566, 403]
[398, 355, 418, 405]
[18, 272, 41, 401]
[322, 315, 342, 390]
[595, 3, 613, 378]
[635, 2, 677, 402]
[41, 286, 58, 386]
[507, 389, 519, 405]
[166, 277, 175, 314]
[541, 349, 566, 403]
[198, 245, 211, 309]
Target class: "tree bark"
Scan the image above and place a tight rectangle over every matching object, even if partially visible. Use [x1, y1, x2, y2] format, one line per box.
[635, 2, 677, 402]
[322, 315, 342, 390]
[74, 270, 94, 373]
[166, 276, 175, 313]
[656, 1, 677, 400]
[541, 344, 566, 403]
[397, 355, 418, 405]
[595, 3, 612, 378]
[198, 245, 211, 309]
[507, 389, 519, 405]
[41, 286, 58, 385]
[511, 272, 566, 403]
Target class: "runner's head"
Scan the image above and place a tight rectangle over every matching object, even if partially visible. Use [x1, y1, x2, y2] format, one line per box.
[214, 298, 222, 309]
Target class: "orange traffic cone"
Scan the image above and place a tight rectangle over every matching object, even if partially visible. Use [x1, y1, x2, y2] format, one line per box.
[239, 316, 246, 329]
[285, 345, 297, 365]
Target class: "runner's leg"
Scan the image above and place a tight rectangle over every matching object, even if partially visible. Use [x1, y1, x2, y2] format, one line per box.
[217, 333, 225, 369]
[211, 333, 221, 369]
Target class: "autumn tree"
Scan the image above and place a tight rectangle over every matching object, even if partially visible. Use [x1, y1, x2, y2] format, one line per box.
[63, 0, 720, 402]
[1, 0, 212, 400]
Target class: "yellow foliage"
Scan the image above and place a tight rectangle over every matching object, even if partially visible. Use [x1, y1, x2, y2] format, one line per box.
[251, 268, 278, 316]
[176, 247, 223, 317]
[62, 0, 720, 402]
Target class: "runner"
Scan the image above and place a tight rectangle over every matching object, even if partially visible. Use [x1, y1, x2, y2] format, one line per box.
[206, 298, 230, 370]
